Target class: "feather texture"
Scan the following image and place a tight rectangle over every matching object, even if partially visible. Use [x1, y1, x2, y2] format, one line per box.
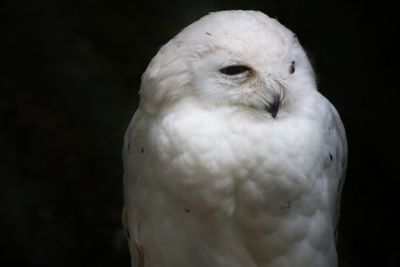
[123, 10, 347, 267]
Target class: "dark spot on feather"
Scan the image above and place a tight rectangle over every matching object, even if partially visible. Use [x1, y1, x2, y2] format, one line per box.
[184, 208, 191, 213]
[289, 61, 296, 74]
[329, 153, 333, 161]
[141, 147, 144, 154]
[126, 229, 131, 240]
[206, 32, 212, 36]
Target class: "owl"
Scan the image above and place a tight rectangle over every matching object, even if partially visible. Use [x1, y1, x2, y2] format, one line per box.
[123, 10, 347, 267]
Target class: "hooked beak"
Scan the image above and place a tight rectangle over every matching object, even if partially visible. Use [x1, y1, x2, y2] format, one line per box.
[265, 94, 281, 119]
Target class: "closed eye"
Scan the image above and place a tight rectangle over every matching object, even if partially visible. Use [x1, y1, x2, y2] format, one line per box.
[219, 65, 251, 76]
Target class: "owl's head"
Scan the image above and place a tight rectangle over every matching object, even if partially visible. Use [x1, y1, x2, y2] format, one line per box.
[140, 10, 316, 118]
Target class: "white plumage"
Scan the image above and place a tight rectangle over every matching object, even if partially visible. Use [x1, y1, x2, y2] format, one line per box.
[123, 10, 347, 267]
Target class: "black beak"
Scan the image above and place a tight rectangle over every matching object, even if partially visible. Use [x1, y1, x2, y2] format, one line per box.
[265, 94, 280, 119]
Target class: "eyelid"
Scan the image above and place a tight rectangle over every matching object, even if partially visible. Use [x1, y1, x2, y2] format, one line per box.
[219, 65, 251, 75]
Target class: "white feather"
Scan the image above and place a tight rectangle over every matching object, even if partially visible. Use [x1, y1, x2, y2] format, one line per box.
[123, 10, 347, 267]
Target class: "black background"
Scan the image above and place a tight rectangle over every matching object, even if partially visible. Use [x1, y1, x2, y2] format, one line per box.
[1, 0, 399, 266]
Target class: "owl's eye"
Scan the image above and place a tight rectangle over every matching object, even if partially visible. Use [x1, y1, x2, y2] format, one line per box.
[219, 65, 251, 76]
[289, 61, 296, 74]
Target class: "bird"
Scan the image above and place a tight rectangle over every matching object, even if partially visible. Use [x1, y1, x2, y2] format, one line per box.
[122, 10, 347, 267]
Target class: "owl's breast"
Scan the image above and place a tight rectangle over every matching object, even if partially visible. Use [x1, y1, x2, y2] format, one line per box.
[125, 99, 337, 266]
[139, 101, 325, 218]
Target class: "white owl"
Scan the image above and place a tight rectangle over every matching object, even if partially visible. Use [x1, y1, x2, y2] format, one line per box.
[122, 10, 347, 267]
